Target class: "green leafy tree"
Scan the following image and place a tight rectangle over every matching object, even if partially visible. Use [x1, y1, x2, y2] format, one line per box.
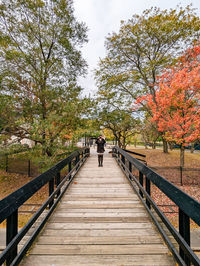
[0, 0, 88, 155]
[140, 118, 160, 149]
[95, 5, 200, 152]
[98, 108, 140, 149]
[0, 94, 18, 145]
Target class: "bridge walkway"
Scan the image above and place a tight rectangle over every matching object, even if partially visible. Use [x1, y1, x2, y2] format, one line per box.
[22, 148, 175, 265]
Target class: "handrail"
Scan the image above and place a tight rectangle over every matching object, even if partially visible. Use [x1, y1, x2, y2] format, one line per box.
[122, 148, 147, 164]
[122, 148, 146, 158]
[0, 148, 87, 223]
[0, 147, 90, 266]
[113, 146, 200, 266]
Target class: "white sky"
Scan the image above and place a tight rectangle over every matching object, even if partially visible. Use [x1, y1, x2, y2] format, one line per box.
[73, 0, 200, 95]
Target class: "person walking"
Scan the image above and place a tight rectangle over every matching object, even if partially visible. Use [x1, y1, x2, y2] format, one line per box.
[95, 135, 106, 167]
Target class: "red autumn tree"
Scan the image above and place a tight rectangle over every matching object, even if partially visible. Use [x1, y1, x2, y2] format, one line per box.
[138, 44, 200, 167]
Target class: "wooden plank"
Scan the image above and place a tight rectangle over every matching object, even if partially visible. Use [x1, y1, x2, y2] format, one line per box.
[63, 193, 135, 197]
[42, 217, 150, 223]
[70, 183, 131, 188]
[55, 208, 145, 212]
[61, 197, 139, 201]
[57, 204, 141, 209]
[52, 212, 147, 218]
[41, 229, 158, 237]
[22, 254, 175, 266]
[73, 179, 128, 184]
[68, 188, 133, 192]
[35, 235, 162, 245]
[29, 244, 169, 255]
[44, 222, 153, 229]
[61, 200, 140, 204]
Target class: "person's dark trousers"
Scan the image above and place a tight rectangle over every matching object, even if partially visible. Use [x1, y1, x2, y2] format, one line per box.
[98, 155, 103, 166]
[100, 155, 103, 166]
[98, 155, 101, 166]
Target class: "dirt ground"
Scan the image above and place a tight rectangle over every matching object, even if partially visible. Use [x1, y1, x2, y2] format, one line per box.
[128, 146, 200, 229]
[0, 170, 48, 228]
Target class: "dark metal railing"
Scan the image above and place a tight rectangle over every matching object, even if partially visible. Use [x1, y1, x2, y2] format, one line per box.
[122, 148, 147, 164]
[112, 146, 200, 266]
[0, 147, 90, 266]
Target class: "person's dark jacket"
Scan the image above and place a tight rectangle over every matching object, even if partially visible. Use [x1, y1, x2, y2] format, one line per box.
[95, 138, 106, 153]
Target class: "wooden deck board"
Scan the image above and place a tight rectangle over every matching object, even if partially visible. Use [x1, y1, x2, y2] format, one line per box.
[22, 255, 175, 266]
[22, 149, 175, 265]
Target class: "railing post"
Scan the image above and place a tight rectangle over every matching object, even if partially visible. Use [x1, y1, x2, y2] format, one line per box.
[68, 160, 72, 180]
[48, 178, 54, 208]
[56, 171, 61, 197]
[76, 154, 80, 170]
[145, 176, 151, 209]
[179, 208, 190, 266]
[139, 171, 144, 198]
[121, 154, 125, 170]
[129, 162, 132, 180]
[112, 147, 116, 157]
[6, 210, 18, 266]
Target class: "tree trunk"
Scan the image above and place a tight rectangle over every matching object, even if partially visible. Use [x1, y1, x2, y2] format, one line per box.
[152, 142, 156, 149]
[134, 140, 137, 147]
[46, 147, 53, 157]
[117, 137, 122, 148]
[168, 142, 174, 151]
[144, 141, 148, 149]
[190, 143, 194, 153]
[42, 132, 46, 155]
[180, 145, 185, 168]
[122, 135, 126, 149]
[162, 138, 168, 153]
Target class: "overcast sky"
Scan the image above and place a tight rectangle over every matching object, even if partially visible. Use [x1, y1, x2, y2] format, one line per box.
[73, 0, 200, 95]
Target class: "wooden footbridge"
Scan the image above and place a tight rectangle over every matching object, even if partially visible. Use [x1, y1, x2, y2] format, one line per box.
[0, 147, 200, 265]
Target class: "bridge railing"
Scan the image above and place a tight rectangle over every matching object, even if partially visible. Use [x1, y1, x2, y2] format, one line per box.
[122, 148, 147, 164]
[0, 147, 90, 266]
[112, 146, 200, 266]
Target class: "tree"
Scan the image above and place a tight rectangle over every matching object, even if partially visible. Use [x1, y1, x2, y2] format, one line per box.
[0, 94, 18, 145]
[143, 44, 200, 167]
[98, 108, 140, 149]
[0, 0, 88, 155]
[95, 5, 200, 152]
[140, 118, 160, 149]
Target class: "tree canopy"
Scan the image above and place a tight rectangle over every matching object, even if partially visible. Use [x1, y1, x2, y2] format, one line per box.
[138, 44, 200, 166]
[0, 0, 88, 155]
[95, 5, 200, 153]
[95, 5, 200, 102]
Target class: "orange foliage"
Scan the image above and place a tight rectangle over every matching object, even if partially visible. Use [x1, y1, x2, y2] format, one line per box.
[137, 44, 200, 145]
